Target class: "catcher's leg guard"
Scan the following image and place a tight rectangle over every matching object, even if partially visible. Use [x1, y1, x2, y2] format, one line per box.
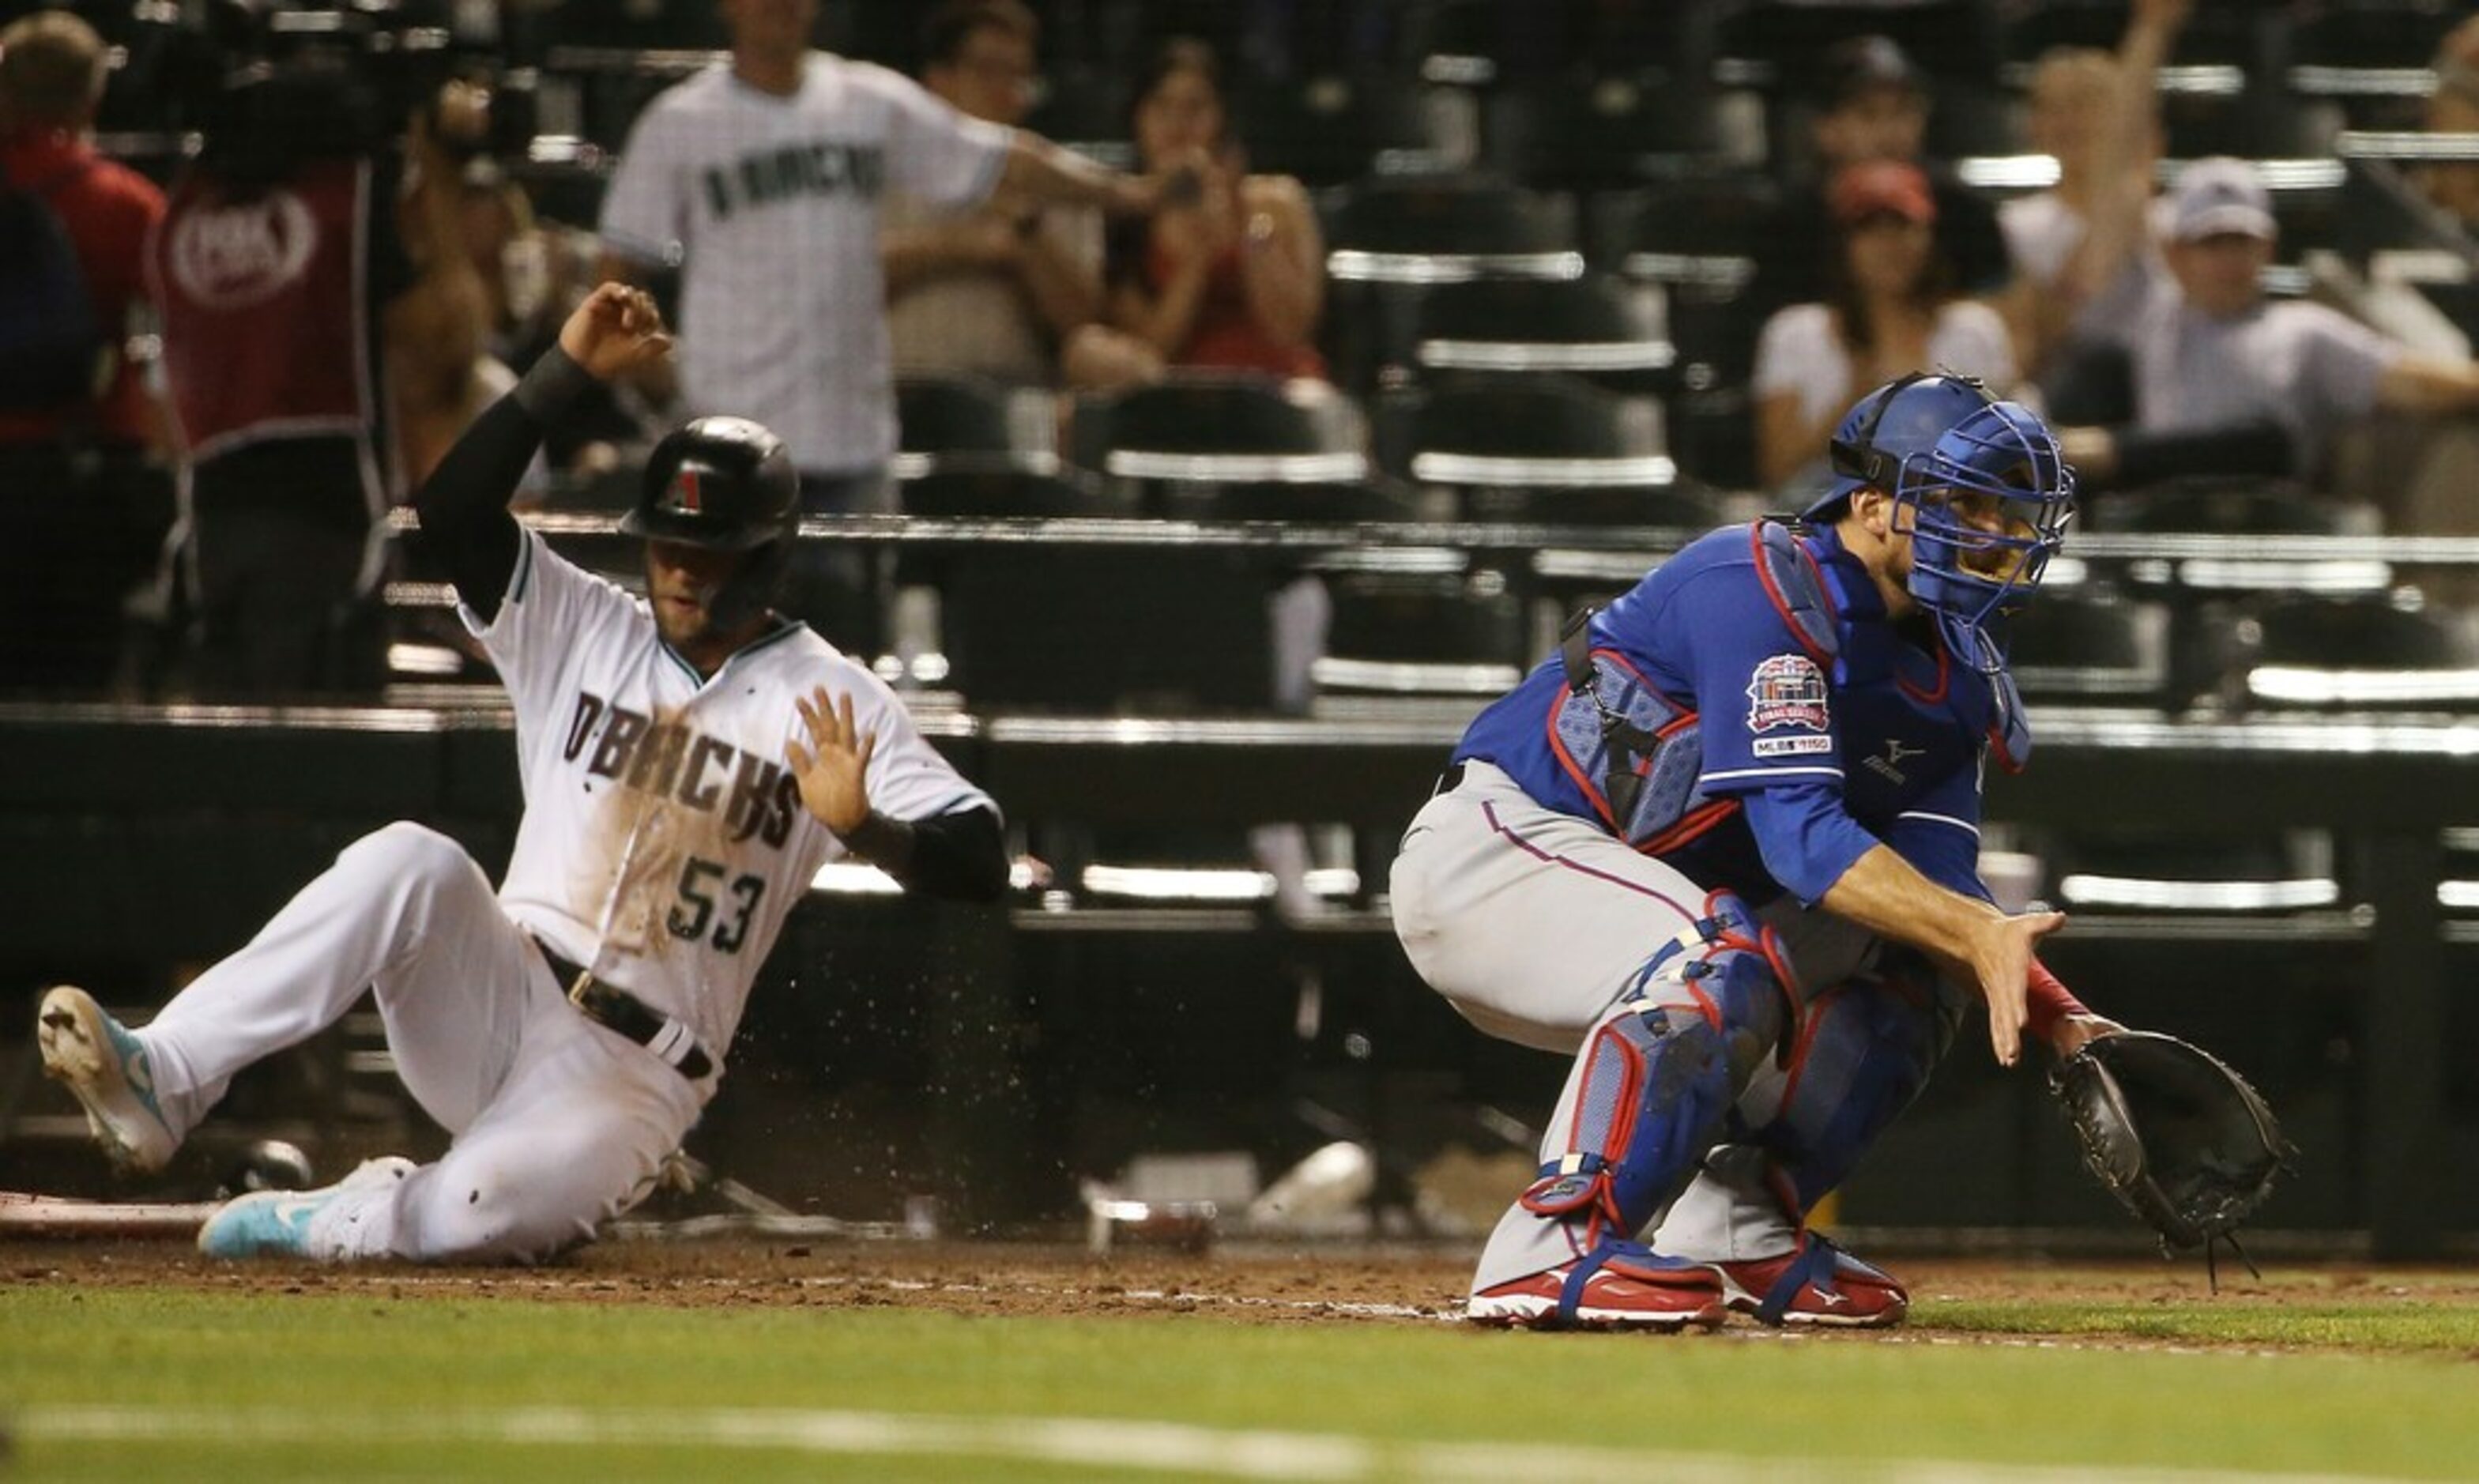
[1761, 947, 1960, 1214]
[1490, 894, 1799, 1324]
[1708, 948, 1961, 1327]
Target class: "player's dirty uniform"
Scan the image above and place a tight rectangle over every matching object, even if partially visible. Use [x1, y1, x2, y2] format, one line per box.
[38, 346, 1004, 1263]
[1391, 375, 2084, 1328]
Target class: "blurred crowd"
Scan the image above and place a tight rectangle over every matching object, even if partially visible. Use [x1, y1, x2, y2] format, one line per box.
[12, 0, 2479, 701]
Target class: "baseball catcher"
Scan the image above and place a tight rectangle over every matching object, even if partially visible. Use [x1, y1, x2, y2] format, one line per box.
[1392, 372, 2290, 1331]
[2051, 1029, 2293, 1283]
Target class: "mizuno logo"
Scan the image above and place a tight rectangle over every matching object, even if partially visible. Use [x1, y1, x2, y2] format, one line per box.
[1863, 737, 1925, 784]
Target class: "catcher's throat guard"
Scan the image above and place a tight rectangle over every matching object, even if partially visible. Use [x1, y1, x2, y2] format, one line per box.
[2050, 1030, 2295, 1287]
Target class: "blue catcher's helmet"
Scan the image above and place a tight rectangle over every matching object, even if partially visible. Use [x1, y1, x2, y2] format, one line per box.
[1803, 373, 2074, 674]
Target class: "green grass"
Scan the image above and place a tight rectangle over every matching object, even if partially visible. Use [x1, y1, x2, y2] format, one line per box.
[5, 1286, 2478, 1481]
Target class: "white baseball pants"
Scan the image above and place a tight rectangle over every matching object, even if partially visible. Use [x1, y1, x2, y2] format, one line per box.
[132, 822, 703, 1261]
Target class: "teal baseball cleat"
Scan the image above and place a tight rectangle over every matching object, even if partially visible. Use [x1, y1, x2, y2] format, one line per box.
[37, 985, 178, 1173]
[196, 1157, 417, 1260]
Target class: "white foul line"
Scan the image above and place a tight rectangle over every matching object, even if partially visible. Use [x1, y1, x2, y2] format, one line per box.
[9, 1406, 2419, 1484]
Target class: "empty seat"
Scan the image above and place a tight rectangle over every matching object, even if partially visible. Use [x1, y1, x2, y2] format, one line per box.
[1324, 175, 1580, 284]
[1396, 372, 1675, 494]
[1070, 373, 1372, 490]
[1234, 74, 1441, 187]
[895, 375, 1058, 478]
[1308, 551, 1528, 699]
[2005, 586, 2173, 706]
[2037, 827, 2341, 915]
[1615, 175, 1778, 491]
[1483, 70, 1719, 191]
[1410, 274, 1673, 392]
[2101, 477, 2359, 536]
[2240, 592, 2479, 709]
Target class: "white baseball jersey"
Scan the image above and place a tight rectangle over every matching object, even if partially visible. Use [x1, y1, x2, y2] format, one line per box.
[463, 527, 995, 1067]
[599, 53, 1014, 473]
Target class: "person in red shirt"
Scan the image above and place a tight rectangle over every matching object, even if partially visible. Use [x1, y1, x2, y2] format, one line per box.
[0, 9, 167, 450]
[1071, 37, 1328, 387]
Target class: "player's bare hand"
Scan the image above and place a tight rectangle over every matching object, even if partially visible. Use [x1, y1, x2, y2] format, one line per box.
[559, 284, 672, 382]
[785, 685, 876, 838]
[1974, 909, 2066, 1068]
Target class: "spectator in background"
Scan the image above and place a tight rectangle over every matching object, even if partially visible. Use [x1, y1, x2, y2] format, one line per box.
[1753, 160, 2017, 492]
[144, 69, 481, 697]
[883, 0, 1101, 385]
[0, 9, 166, 452]
[0, 9, 171, 695]
[1748, 35, 2009, 323]
[1999, 0, 2187, 382]
[2059, 157, 2479, 492]
[2419, 13, 2479, 228]
[1068, 37, 1328, 387]
[595, 0, 1159, 650]
[454, 160, 640, 484]
[394, 88, 500, 490]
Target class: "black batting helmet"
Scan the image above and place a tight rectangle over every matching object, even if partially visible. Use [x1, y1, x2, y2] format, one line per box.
[624, 416, 801, 627]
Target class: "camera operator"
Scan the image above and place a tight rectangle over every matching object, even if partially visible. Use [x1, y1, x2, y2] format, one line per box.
[143, 47, 485, 699]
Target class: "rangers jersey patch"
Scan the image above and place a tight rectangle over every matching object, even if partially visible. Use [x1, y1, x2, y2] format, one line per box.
[1746, 653, 1830, 733]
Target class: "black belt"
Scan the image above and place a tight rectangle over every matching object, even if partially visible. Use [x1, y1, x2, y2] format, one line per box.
[538, 946, 714, 1081]
[1434, 761, 1467, 797]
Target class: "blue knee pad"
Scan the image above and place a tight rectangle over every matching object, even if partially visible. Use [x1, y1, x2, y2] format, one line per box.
[1521, 897, 1797, 1241]
[1762, 948, 1961, 1216]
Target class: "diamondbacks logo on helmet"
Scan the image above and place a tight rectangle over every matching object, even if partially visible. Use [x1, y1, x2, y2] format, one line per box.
[665, 467, 705, 515]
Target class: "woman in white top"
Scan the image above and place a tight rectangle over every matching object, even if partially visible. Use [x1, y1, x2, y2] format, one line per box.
[1752, 159, 2017, 492]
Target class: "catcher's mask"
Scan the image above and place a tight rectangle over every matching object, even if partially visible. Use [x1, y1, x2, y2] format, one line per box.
[1807, 373, 2075, 676]
[624, 415, 800, 631]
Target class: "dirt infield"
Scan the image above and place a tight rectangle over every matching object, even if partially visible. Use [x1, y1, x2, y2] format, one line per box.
[12, 1236, 2473, 1343]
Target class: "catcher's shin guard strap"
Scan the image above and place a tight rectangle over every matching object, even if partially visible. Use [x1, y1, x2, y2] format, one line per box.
[1754, 1234, 1847, 1327]
[1554, 1241, 1712, 1327]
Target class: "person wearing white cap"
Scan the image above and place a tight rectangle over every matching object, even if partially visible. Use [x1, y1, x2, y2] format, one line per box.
[2055, 154, 2479, 492]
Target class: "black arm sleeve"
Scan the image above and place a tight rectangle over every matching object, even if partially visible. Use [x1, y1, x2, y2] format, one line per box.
[409, 348, 601, 623]
[842, 805, 1011, 903]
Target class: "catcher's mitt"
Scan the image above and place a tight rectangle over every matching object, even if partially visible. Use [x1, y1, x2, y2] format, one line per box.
[2050, 1030, 2294, 1274]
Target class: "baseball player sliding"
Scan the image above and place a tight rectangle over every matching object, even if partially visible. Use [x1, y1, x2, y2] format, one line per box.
[37, 284, 1009, 1262]
[1393, 373, 2122, 1329]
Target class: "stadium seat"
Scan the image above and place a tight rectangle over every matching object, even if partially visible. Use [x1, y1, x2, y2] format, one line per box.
[2101, 479, 2361, 536]
[2238, 591, 2479, 710]
[1408, 273, 1674, 395]
[1069, 373, 1373, 492]
[2004, 584, 2172, 707]
[1391, 372, 1675, 501]
[1483, 70, 1720, 192]
[1323, 175, 1579, 282]
[895, 375, 1060, 479]
[1307, 550, 1528, 699]
[1610, 174, 1777, 491]
[1235, 73, 1442, 187]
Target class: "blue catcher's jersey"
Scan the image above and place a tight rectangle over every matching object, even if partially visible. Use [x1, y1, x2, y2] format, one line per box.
[1452, 522, 2024, 906]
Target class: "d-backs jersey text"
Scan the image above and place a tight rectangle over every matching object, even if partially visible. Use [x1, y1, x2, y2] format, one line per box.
[598, 54, 1012, 473]
[464, 528, 994, 1067]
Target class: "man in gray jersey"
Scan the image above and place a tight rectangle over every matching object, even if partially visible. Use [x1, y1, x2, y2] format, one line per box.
[2059, 156, 2479, 491]
[597, 0, 1156, 645]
